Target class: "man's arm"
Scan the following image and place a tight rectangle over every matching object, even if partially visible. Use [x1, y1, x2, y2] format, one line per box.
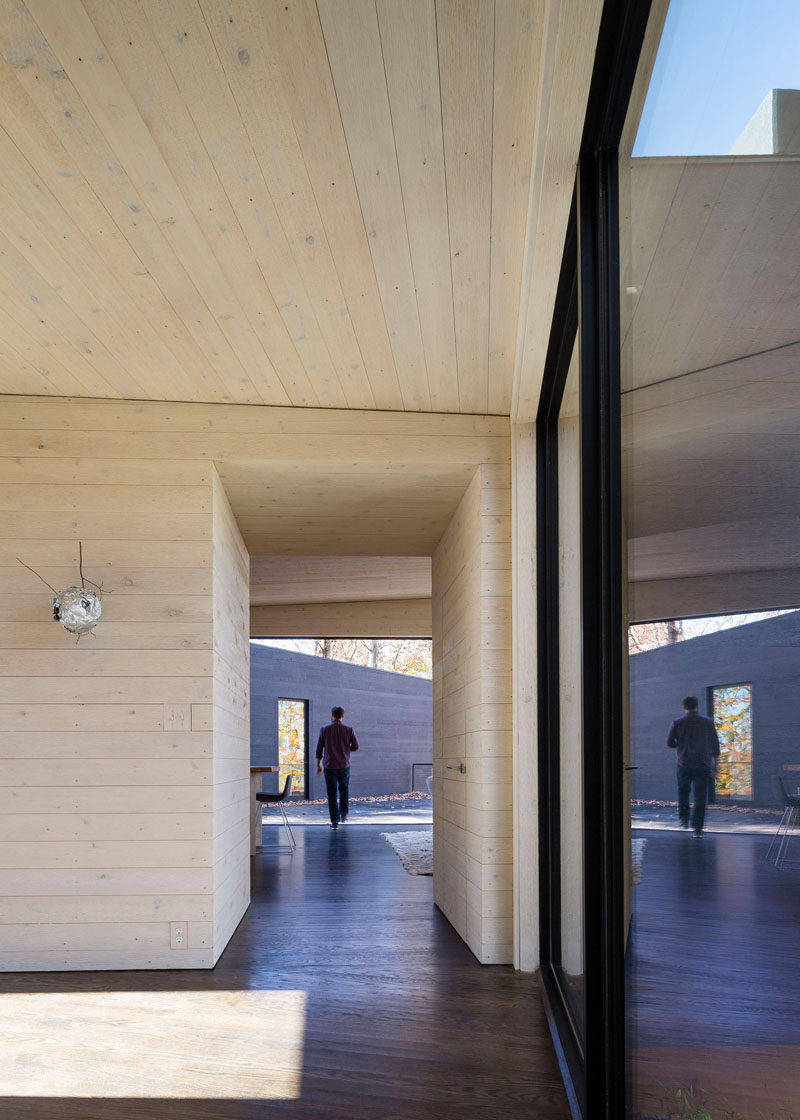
[349, 728, 360, 752]
[709, 721, 721, 770]
[666, 721, 678, 750]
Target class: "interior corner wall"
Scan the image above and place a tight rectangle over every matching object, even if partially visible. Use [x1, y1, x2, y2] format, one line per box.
[210, 470, 250, 961]
[0, 421, 224, 970]
[432, 462, 513, 965]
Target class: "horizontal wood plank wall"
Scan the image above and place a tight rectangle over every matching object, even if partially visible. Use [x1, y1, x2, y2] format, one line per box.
[210, 469, 250, 961]
[432, 462, 513, 964]
[250, 598, 432, 638]
[0, 431, 217, 970]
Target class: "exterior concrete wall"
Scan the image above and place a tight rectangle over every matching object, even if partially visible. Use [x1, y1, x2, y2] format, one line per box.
[630, 612, 800, 808]
[250, 643, 432, 800]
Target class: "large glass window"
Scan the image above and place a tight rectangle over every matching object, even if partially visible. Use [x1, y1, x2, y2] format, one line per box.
[621, 1, 800, 1116]
[557, 346, 585, 1041]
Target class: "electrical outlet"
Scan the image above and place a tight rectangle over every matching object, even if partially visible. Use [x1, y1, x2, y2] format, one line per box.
[170, 921, 188, 950]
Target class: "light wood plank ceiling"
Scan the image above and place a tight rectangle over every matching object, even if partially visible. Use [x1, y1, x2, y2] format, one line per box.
[623, 156, 800, 595]
[0, 0, 545, 415]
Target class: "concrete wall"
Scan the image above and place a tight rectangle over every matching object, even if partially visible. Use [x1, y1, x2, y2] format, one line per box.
[249, 643, 432, 800]
[630, 612, 800, 808]
[432, 462, 513, 965]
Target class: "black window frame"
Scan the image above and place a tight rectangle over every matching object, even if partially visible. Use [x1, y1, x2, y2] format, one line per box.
[536, 0, 654, 1116]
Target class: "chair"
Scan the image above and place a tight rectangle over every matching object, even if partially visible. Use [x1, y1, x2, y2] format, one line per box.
[256, 773, 296, 851]
[766, 774, 800, 868]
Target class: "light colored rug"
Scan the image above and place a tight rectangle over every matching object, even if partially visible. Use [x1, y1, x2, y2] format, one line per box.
[380, 829, 433, 875]
[632, 837, 647, 884]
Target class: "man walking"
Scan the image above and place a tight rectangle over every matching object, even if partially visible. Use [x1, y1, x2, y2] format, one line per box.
[316, 706, 359, 830]
[666, 696, 720, 837]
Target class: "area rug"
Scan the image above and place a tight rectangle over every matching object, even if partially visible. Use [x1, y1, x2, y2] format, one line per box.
[380, 829, 433, 875]
[632, 837, 647, 884]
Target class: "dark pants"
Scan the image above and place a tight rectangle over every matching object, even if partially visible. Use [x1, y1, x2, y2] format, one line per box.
[677, 764, 709, 832]
[324, 767, 350, 823]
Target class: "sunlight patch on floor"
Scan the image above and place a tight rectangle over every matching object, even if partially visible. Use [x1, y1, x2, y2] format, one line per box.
[0, 990, 307, 1099]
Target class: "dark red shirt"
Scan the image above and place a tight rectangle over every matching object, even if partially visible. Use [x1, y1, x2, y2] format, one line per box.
[316, 720, 359, 770]
[666, 711, 720, 768]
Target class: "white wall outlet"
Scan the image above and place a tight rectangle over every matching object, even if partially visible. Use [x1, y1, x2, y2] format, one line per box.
[170, 921, 188, 949]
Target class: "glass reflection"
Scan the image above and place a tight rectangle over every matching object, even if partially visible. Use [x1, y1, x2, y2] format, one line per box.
[621, 1, 800, 1117]
[557, 343, 585, 1039]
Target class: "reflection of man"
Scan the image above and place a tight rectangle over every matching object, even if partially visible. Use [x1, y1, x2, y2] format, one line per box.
[316, 706, 359, 830]
[666, 696, 720, 838]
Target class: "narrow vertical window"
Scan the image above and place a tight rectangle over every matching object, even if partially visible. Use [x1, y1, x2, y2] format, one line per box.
[710, 683, 753, 800]
[277, 699, 306, 797]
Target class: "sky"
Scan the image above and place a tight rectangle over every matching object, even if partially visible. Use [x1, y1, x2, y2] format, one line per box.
[634, 0, 800, 156]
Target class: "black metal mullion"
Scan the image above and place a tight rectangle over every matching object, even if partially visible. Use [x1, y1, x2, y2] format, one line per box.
[577, 145, 626, 1120]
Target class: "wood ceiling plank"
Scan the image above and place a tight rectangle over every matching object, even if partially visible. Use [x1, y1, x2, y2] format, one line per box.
[250, 555, 431, 606]
[85, 0, 320, 409]
[488, 1, 541, 415]
[0, 146, 204, 401]
[138, 2, 348, 410]
[0, 64, 236, 405]
[200, 0, 378, 410]
[0, 235, 141, 399]
[316, 0, 431, 412]
[241, 520, 449, 557]
[0, 311, 94, 398]
[258, 0, 405, 413]
[436, 0, 494, 414]
[512, 0, 603, 421]
[376, 0, 458, 412]
[19, 0, 289, 406]
[0, 10, 254, 405]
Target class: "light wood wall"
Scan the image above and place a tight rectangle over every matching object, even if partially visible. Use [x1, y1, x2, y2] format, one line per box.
[432, 463, 513, 964]
[251, 598, 432, 638]
[0, 427, 251, 970]
[210, 471, 250, 960]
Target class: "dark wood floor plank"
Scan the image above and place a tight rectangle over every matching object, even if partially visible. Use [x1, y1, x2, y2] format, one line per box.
[0, 825, 569, 1120]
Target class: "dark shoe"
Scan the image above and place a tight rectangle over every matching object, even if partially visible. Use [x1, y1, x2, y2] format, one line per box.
[340, 814, 347, 824]
[680, 819, 691, 829]
[693, 830, 703, 838]
[330, 821, 338, 830]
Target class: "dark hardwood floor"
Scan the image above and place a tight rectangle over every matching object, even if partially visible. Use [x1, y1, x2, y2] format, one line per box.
[0, 824, 570, 1120]
[629, 827, 800, 1118]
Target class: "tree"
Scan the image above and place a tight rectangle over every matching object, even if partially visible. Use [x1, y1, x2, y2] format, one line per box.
[306, 638, 432, 678]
